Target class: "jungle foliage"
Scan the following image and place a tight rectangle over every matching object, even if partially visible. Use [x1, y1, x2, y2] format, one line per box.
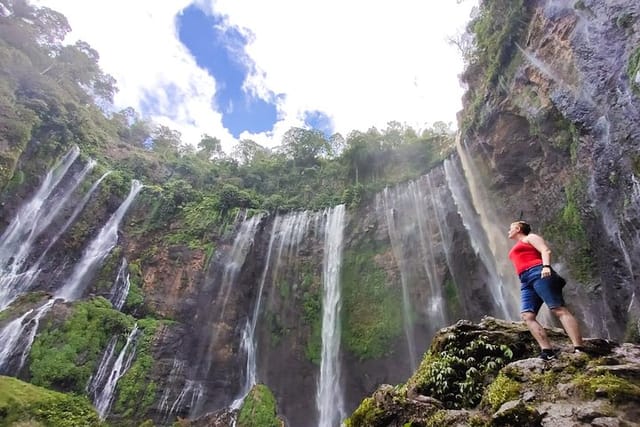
[0, 376, 103, 427]
[0, 0, 455, 253]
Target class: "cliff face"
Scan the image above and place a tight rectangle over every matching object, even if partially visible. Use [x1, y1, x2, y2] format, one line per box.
[460, 0, 640, 339]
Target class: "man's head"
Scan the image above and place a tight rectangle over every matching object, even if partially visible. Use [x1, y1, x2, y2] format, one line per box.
[509, 220, 531, 237]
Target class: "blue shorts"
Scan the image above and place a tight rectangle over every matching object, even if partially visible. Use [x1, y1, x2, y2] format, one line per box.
[519, 264, 565, 314]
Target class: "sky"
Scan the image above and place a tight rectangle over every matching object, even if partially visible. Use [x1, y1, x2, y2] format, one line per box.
[32, 0, 478, 152]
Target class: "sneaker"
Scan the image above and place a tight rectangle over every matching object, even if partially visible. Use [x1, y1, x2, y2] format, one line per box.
[573, 346, 586, 354]
[539, 349, 557, 361]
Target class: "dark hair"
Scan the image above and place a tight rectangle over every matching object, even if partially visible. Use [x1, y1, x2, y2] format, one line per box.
[514, 220, 531, 235]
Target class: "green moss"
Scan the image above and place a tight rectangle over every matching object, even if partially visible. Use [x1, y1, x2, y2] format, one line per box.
[623, 317, 640, 344]
[302, 288, 322, 364]
[343, 397, 384, 427]
[112, 318, 160, 419]
[93, 246, 123, 295]
[294, 260, 323, 363]
[491, 400, 540, 426]
[0, 292, 49, 322]
[443, 278, 461, 318]
[574, 372, 640, 403]
[237, 384, 280, 427]
[544, 177, 594, 283]
[341, 245, 403, 360]
[29, 298, 134, 393]
[425, 410, 448, 427]
[483, 373, 521, 411]
[266, 312, 285, 347]
[628, 46, 640, 94]
[0, 376, 103, 427]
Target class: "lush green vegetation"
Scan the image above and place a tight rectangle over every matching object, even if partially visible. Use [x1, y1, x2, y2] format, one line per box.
[482, 372, 521, 411]
[459, 0, 531, 133]
[112, 318, 160, 419]
[343, 397, 383, 427]
[341, 244, 403, 360]
[544, 177, 594, 284]
[408, 334, 513, 409]
[29, 298, 134, 393]
[0, 0, 455, 248]
[237, 384, 281, 427]
[0, 376, 103, 427]
[302, 287, 323, 364]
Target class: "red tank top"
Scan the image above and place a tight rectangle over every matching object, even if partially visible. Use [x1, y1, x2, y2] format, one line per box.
[508, 240, 542, 274]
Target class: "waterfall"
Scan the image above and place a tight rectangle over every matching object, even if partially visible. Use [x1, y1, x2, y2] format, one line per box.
[87, 336, 118, 397]
[210, 214, 264, 321]
[0, 147, 94, 309]
[185, 213, 264, 418]
[158, 359, 186, 418]
[0, 171, 115, 310]
[376, 175, 451, 371]
[0, 146, 79, 268]
[56, 180, 143, 302]
[316, 205, 346, 427]
[231, 211, 314, 409]
[171, 380, 204, 416]
[93, 324, 140, 419]
[0, 299, 55, 374]
[444, 149, 519, 319]
[109, 258, 131, 311]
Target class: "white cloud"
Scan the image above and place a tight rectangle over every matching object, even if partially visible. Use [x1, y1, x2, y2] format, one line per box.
[32, 0, 477, 151]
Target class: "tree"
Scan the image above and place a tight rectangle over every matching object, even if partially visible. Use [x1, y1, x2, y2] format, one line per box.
[197, 134, 222, 160]
[281, 127, 331, 167]
[232, 139, 269, 165]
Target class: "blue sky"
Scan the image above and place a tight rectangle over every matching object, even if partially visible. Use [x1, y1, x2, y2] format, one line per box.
[177, 5, 283, 138]
[33, 0, 477, 151]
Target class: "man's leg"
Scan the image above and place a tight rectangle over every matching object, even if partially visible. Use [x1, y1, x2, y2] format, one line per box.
[550, 306, 583, 347]
[521, 311, 553, 350]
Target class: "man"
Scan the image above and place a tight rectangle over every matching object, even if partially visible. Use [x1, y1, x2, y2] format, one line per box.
[507, 220, 585, 360]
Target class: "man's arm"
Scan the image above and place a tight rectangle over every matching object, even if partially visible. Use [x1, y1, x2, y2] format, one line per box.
[527, 233, 552, 274]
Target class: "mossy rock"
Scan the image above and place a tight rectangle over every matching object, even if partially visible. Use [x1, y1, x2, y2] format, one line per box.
[237, 384, 282, 427]
[491, 400, 541, 426]
[573, 372, 640, 404]
[482, 373, 522, 411]
[0, 376, 103, 426]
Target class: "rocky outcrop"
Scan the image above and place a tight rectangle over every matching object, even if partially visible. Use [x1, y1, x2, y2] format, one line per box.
[346, 317, 640, 427]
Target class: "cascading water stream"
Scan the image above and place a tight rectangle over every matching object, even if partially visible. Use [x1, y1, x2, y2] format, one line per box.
[0, 180, 142, 378]
[56, 180, 143, 302]
[231, 211, 314, 409]
[316, 205, 346, 427]
[0, 148, 93, 309]
[378, 189, 418, 371]
[34, 170, 113, 266]
[0, 171, 115, 309]
[109, 258, 131, 311]
[0, 299, 55, 374]
[94, 324, 140, 419]
[0, 171, 111, 309]
[158, 359, 186, 418]
[210, 214, 264, 322]
[8, 159, 96, 276]
[444, 156, 516, 320]
[0, 146, 79, 268]
[183, 213, 263, 418]
[87, 336, 118, 398]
